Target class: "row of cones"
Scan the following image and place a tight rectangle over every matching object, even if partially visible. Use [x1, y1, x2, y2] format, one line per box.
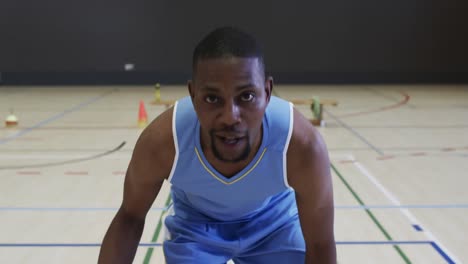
[3, 102, 148, 129]
[3, 84, 158, 129]
[5, 95, 329, 129]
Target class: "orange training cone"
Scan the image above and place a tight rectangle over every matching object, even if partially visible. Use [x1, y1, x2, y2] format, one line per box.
[138, 100, 148, 128]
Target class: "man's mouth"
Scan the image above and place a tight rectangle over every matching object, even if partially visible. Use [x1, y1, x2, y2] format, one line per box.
[216, 135, 245, 145]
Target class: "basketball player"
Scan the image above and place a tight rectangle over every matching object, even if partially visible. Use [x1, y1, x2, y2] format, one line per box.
[98, 27, 336, 263]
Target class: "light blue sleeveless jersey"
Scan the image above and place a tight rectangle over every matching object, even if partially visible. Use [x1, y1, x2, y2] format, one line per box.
[168, 96, 296, 222]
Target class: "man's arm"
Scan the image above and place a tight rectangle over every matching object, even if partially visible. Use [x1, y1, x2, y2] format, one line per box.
[98, 109, 175, 264]
[288, 108, 336, 264]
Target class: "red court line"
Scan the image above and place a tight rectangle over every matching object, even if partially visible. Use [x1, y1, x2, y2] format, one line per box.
[377, 155, 395, 160]
[16, 171, 41, 175]
[337, 91, 410, 118]
[410, 152, 427, 156]
[376, 146, 468, 161]
[64, 171, 89, 175]
[13, 170, 127, 176]
[12, 137, 44, 141]
[0, 126, 138, 130]
[441, 148, 456, 152]
[338, 160, 355, 164]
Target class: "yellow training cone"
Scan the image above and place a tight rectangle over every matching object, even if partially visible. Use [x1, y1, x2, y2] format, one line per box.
[5, 112, 18, 127]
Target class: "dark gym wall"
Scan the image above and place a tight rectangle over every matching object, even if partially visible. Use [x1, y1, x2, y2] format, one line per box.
[1, 0, 467, 84]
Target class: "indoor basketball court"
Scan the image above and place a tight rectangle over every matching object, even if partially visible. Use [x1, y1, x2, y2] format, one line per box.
[0, 84, 466, 263]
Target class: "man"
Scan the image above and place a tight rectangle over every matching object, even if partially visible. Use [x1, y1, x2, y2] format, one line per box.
[99, 26, 336, 263]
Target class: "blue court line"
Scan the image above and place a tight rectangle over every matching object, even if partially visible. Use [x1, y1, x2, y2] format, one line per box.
[0, 89, 115, 146]
[324, 109, 385, 155]
[0, 205, 174, 212]
[430, 242, 456, 264]
[1, 204, 467, 211]
[0, 241, 454, 263]
[0, 243, 163, 247]
[0, 240, 433, 247]
[0, 207, 170, 212]
[336, 204, 468, 209]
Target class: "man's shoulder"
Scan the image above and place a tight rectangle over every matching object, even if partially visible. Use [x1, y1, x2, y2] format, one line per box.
[288, 108, 325, 158]
[286, 108, 330, 189]
[292, 108, 319, 142]
[145, 107, 175, 147]
[130, 107, 175, 180]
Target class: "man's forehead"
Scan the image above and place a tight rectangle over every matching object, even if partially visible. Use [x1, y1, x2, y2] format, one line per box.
[195, 57, 262, 71]
[193, 57, 264, 82]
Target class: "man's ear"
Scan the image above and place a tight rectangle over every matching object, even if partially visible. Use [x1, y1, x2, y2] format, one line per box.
[265, 76, 274, 103]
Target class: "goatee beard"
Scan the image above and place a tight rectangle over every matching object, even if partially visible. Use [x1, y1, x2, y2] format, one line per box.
[210, 129, 250, 163]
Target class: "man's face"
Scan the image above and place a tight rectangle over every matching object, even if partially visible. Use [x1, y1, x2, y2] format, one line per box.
[189, 57, 272, 163]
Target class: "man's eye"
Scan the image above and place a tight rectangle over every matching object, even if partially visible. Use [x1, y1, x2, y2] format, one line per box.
[205, 95, 218, 104]
[240, 93, 255, 102]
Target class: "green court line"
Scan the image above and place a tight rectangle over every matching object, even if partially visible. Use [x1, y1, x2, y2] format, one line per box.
[143, 194, 172, 264]
[143, 87, 279, 263]
[275, 89, 410, 262]
[143, 90, 409, 263]
[331, 163, 411, 263]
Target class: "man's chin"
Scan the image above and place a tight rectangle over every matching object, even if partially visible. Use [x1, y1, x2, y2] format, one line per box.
[213, 142, 250, 163]
[218, 155, 247, 163]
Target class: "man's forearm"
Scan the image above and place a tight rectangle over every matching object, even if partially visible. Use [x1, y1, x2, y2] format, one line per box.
[98, 210, 145, 264]
[305, 242, 337, 264]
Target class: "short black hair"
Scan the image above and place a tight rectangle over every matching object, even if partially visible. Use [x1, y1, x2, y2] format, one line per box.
[192, 26, 265, 75]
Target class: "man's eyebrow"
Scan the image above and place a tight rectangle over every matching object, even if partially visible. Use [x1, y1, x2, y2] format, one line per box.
[236, 83, 255, 90]
[199, 83, 256, 92]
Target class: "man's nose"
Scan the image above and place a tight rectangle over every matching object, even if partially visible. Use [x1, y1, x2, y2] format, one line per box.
[220, 100, 241, 125]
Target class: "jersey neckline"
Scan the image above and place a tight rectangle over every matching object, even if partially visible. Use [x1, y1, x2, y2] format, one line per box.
[194, 118, 269, 185]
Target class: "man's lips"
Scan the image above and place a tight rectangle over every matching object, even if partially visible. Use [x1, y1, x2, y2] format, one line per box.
[215, 134, 246, 145]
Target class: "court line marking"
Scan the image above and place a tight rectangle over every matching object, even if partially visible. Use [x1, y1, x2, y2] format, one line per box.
[0, 240, 438, 247]
[330, 162, 411, 263]
[332, 125, 468, 129]
[143, 194, 172, 264]
[363, 87, 406, 105]
[0, 89, 116, 146]
[0, 241, 453, 263]
[275, 89, 410, 120]
[0, 126, 140, 130]
[0, 149, 133, 153]
[325, 109, 384, 155]
[0, 142, 126, 170]
[0, 154, 131, 160]
[337, 91, 410, 118]
[6, 149, 468, 160]
[0, 153, 350, 160]
[336, 204, 468, 209]
[1, 204, 467, 211]
[350, 156, 460, 264]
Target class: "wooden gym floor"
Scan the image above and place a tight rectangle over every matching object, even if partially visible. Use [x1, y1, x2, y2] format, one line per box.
[0, 84, 467, 263]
